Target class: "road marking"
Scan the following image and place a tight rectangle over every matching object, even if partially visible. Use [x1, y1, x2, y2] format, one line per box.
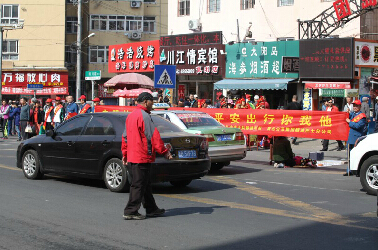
[159, 193, 377, 231]
[263, 168, 345, 175]
[242, 179, 362, 194]
[360, 212, 377, 218]
[0, 155, 15, 158]
[0, 148, 17, 151]
[0, 164, 19, 171]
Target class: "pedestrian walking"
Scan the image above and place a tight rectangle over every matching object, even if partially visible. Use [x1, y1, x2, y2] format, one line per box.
[361, 97, 370, 135]
[0, 100, 10, 139]
[32, 101, 44, 136]
[122, 92, 172, 220]
[19, 97, 30, 141]
[285, 95, 302, 144]
[53, 97, 65, 128]
[7, 103, 14, 136]
[9, 102, 21, 141]
[321, 98, 345, 151]
[345, 100, 367, 176]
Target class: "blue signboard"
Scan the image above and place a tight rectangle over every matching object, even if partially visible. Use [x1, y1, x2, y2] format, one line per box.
[27, 84, 44, 90]
[154, 65, 176, 89]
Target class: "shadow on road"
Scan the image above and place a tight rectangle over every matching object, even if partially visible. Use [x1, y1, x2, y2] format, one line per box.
[163, 206, 226, 217]
[208, 165, 261, 176]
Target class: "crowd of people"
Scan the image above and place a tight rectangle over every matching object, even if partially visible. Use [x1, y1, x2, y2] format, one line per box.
[0, 95, 102, 141]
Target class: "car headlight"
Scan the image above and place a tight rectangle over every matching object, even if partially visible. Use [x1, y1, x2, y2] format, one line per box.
[355, 135, 367, 147]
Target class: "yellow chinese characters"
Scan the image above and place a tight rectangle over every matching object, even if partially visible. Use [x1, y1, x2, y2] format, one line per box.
[230, 113, 240, 124]
[247, 114, 257, 124]
[281, 115, 293, 125]
[299, 115, 312, 126]
[214, 113, 224, 122]
[319, 115, 332, 127]
[264, 114, 275, 124]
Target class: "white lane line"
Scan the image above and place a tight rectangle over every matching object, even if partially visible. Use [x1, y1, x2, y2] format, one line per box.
[0, 149, 17, 151]
[243, 179, 362, 194]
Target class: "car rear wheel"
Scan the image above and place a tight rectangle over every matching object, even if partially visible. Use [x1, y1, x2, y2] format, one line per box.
[22, 150, 43, 179]
[103, 158, 130, 193]
[210, 162, 225, 171]
[360, 155, 378, 195]
[170, 180, 192, 187]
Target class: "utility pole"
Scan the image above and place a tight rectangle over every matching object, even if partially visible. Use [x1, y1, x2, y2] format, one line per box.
[237, 19, 240, 43]
[76, 0, 82, 102]
[0, 21, 24, 102]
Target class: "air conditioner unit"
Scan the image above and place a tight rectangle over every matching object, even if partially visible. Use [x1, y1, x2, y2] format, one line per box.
[188, 19, 201, 31]
[128, 32, 142, 40]
[130, 1, 142, 8]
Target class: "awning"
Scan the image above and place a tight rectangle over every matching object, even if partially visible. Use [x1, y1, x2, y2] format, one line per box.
[214, 78, 295, 90]
[304, 81, 351, 89]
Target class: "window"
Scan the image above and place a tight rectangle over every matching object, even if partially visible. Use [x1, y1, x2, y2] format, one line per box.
[65, 45, 77, 64]
[56, 117, 90, 136]
[89, 46, 109, 63]
[208, 0, 220, 13]
[84, 117, 115, 136]
[66, 17, 78, 34]
[178, 0, 190, 16]
[277, 37, 294, 41]
[90, 15, 143, 32]
[144, 0, 156, 3]
[1, 5, 19, 24]
[2, 40, 18, 60]
[241, 0, 255, 9]
[278, 0, 294, 6]
[143, 16, 156, 33]
[151, 116, 182, 133]
[177, 114, 221, 129]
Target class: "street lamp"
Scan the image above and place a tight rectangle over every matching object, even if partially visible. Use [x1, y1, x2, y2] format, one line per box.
[75, 31, 95, 102]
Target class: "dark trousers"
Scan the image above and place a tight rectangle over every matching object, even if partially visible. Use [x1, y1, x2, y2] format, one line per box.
[0, 118, 8, 137]
[45, 122, 53, 131]
[322, 140, 343, 150]
[7, 119, 13, 135]
[124, 163, 158, 215]
[20, 121, 29, 140]
[276, 157, 296, 167]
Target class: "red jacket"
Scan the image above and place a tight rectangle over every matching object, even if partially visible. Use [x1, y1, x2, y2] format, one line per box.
[121, 105, 168, 163]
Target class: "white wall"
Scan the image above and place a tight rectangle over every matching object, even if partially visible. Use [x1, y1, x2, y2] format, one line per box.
[168, 0, 360, 42]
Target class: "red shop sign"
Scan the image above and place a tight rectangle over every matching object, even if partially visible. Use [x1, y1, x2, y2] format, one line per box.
[108, 40, 160, 73]
[304, 82, 351, 89]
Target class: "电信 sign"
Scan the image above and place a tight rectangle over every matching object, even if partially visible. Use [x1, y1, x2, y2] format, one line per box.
[108, 40, 160, 73]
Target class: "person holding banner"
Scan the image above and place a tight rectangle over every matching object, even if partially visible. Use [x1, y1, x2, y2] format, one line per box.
[43, 99, 54, 132]
[345, 100, 367, 176]
[53, 97, 65, 128]
[65, 96, 78, 120]
[321, 98, 345, 151]
[79, 95, 92, 114]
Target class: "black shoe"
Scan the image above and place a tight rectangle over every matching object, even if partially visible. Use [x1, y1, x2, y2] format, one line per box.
[291, 139, 297, 144]
[146, 208, 165, 217]
[320, 149, 327, 151]
[123, 213, 146, 220]
[343, 172, 354, 176]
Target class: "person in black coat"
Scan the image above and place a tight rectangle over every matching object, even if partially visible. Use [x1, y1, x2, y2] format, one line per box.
[285, 95, 302, 144]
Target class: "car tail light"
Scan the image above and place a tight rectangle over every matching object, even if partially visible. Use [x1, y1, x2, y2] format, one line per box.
[200, 139, 209, 151]
[200, 134, 215, 142]
[235, 132, 244, 141]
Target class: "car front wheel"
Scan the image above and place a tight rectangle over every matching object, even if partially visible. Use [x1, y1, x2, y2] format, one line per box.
[360, 155, 378, 195]
[103, 158, 130, 193]
[22, 150, 43, 179]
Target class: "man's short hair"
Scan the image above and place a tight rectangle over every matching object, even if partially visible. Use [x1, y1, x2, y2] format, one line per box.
[219, 95, 224, 100]
[21, 97, 28, 102]
[137, 92, 154, 103]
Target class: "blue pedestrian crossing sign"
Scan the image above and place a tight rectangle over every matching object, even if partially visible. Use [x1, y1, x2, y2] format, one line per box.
[154, 65, 176, 89]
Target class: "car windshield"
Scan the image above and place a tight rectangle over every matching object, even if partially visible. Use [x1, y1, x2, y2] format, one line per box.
[176, 113, 221, 128]
[119, 115, 182, 133]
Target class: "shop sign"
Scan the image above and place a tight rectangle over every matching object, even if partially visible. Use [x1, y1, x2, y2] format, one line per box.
[345, 89, 359, 97]
[225, 41, 299, 78]
[159, 44, 225, 76]
[304, 82, 351, 89]
[355, 41, 378, 66]
[1, 71, 68, 95]
[299, 38, 354, 79]
[333, 0, 377, 21]
[320, 89, 345, 97]
[303, 89, 312, 111]
[108, 40, 160, 73]
[160, 31, 222, 46]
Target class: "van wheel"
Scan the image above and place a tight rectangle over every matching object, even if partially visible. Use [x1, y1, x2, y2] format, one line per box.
[103, 158, 130, 193]
[22, 150, 43, 179]
[360, 156, 378, 195]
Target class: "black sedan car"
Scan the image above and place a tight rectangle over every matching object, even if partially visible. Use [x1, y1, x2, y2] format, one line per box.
[17, 113, 210, 192]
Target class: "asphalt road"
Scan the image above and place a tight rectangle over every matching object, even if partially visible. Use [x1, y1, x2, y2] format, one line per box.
[0, 137, 377, 250]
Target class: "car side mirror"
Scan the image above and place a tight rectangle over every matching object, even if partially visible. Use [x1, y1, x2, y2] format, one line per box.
[46, 129, 55, 137]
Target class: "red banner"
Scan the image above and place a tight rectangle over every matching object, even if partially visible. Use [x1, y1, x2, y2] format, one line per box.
[95, 105, 350, 141]
[108, 40, 160, 73]
[1, 71, 69, 95]
[304, 82, 351, 89]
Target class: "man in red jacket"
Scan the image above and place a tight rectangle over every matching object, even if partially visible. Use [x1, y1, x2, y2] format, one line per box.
[122, 92, 172, 220]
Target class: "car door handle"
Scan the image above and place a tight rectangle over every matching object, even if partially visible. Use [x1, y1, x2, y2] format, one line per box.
[102, 140, 111, 146]
[67, 141, 75, 146]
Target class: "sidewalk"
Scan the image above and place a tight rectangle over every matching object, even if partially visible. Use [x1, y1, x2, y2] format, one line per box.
[245, 138, 348, 170]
